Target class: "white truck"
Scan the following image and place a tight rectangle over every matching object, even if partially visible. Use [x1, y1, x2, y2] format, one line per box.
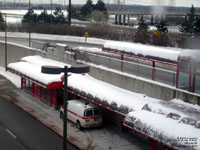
[60, 100, 102, 129]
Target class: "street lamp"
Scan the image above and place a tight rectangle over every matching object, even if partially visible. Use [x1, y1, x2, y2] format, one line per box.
[4, 13, 7, 71]
[68, 0, 71, 25]
[28, 0, 31, 47]
[41, 65, 90, 150]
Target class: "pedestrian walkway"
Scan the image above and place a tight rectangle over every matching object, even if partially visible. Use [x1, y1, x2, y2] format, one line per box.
[0, 74, 150, 150]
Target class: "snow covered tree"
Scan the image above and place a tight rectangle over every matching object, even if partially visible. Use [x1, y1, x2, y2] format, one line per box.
[53, 7, 67, 24]
[37, 9, 53, 23]
[179, 5, 197, 35]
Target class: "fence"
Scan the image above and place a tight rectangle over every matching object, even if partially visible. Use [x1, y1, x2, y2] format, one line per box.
[76, 52, 176, 86]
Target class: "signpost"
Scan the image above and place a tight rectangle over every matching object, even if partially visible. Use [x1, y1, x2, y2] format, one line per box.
[155, 30, 160, 37]
[84, 32, 89, 42]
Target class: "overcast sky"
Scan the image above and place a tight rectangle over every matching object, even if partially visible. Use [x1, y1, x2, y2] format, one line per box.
[2, 0, 200, 7]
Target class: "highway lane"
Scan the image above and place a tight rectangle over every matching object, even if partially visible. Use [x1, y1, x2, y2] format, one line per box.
[0, 37, 102, 49]
[0, 96, 77, 150]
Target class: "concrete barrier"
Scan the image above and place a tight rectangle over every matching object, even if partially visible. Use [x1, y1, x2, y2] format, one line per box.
[0, 41, 199, 105]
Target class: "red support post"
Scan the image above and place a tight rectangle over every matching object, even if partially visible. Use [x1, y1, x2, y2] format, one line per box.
[121, 54, 124, 61]
[121, 54, 124, 72]
[32, 82, 35, 95]
[150, 140, 157, 150]
[152, 61, 155, 80]
[21, 78, 24, 89]
[54, 90, 58, 108]
[176, 57, 180, 88]
[50, 90, 53, 106]
[188, 64, 192, 92]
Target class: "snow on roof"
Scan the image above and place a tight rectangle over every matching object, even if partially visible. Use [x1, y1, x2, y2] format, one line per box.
[180, 50, 200, 62]
[8, 61, 63, 85]
[20, 55, 69, 68]
[145, 99, 200, 121]
[126, 110, 200, 149]
[68, 74, 157, 111]
[8, 55, 68, 85]
[103, 41, 181, 61]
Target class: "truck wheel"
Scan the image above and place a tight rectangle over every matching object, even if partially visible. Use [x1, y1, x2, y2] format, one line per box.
[76, 121, 81, 129]
[60, 112, 64, 120]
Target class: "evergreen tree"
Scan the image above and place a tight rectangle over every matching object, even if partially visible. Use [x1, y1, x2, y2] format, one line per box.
[38, 9, 52, 23]
[22, 8, 37, 24]
[54, 7, 67, 24]
[137, 15, 148, 31]
[0, 12, 5, 23]
[80, 0, 94, 19]
[179, 5, 197, 35]
[195, 17, 200, 33]
[95, 0, 107, 12]
[71, 6, 81, 19]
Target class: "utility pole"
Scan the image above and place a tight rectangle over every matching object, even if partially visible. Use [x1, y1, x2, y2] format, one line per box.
[29, 0, 31, 47]
[4, 13, 7, 71]
[68, 0, 71, 25]
[51, 0, 53, 24]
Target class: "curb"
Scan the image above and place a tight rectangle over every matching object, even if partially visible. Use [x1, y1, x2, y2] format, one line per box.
[0, 90, 87, 150]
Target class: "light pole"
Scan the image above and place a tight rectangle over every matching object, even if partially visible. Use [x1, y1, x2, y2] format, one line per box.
[28, 0, 31, 47]
[68, 0, 71, 25]
[51, 0, 53, 24]
[4, 13, 7, 71]
[41, 65, 90, 150]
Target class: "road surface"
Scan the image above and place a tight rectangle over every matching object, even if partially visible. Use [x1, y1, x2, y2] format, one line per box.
[0, 96, 77, 150]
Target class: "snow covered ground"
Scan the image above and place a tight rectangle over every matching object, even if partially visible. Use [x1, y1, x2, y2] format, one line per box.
[1, 9, 181, 33]
[0, 9, 68, 24]
[1, 55, 200, 149]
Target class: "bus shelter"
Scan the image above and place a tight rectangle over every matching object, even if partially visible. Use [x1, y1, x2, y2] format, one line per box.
[7, 60, 64, 108]
[177, 50, 200, 94]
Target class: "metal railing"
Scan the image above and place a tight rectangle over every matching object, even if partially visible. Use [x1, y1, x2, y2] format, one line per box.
[76, 52, 176, 86]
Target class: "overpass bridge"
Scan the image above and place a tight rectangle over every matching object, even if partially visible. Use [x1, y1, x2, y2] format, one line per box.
[108, 10, 200, 25]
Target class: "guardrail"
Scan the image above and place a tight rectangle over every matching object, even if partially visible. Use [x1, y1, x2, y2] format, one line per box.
[76, 52, 176, 86]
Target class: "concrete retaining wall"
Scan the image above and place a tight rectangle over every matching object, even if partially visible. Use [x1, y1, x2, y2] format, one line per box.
[89, 66, 200, 105]
[1, 41, 199, 105]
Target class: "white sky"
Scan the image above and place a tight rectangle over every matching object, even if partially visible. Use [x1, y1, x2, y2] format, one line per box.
[1, 0, 200, 7]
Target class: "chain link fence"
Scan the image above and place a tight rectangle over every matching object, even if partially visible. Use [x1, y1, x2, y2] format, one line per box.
[76, 51, 176, 86]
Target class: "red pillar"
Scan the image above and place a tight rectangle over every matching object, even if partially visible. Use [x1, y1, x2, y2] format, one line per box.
[121, 54, 124, 72]
[152, 61, 155, 80]
[54, 90, 58, 108]
[32, 83, 35, 96]
[188, 63, 192, 92]
[50, 90, 53, 106]
[21, 78, 24, 90]
[151, 140, 157, 150]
